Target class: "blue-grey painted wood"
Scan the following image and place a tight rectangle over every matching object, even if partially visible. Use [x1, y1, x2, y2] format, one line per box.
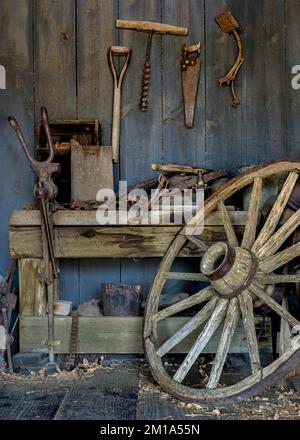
[0, 1, 34, 275]
[244, 0, 286, 165]
[34, 0, 77, 119]
[205, 0, 247, 174]
[118, 0, 163, 185]
[286, 0, 300, 159]
[118, 0, 164, 300]
[76, 0, 121, 304]
[33, 0, 79, 301]
[161, 0, 206, 166]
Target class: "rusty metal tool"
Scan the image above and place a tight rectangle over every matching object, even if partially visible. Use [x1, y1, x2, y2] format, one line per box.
[8, 107, 60, 369]
[181, 42, 202, 128]
[108, 46, 131, 163]
[116, 20, 188, 112]
[215, 11, 244, 108]
[65, 310, 79, 371]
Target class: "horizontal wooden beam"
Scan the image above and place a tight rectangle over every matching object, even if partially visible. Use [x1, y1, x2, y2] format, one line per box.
[20, 316, 272, 354]
[9, 209, 250, 227]
[10, 225, 244, 258]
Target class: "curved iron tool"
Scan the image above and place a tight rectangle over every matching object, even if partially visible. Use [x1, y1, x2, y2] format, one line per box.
[8, 107, 60, 278]
[215, 12, 244, 108]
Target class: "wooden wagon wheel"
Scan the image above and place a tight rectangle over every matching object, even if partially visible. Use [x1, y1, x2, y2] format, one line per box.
[144, 160, 300, 405]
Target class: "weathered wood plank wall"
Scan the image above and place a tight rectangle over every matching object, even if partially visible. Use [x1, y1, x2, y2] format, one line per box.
[0, 0, 300, 305]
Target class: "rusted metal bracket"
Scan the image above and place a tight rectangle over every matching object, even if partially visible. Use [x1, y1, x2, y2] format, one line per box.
[181, 42, 202, 128]
[215, 12, 244, 108]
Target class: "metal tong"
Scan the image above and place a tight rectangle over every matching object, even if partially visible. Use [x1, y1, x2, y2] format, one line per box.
[9, 107, 61, 368]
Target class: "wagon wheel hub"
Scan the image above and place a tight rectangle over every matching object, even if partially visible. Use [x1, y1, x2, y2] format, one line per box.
[201, 242, 258, 299]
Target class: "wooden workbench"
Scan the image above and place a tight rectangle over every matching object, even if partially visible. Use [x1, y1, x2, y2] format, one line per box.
[9, 209, 272, 354]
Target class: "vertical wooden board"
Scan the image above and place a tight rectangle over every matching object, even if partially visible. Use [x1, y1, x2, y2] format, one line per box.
[118, 0, 163, 296]
[245, 0, 286, 165]
[34, 1, 78, 303]
[76, 0, 118, 145]
[286, 0, 300, 158]
[205, 0, 247, 173]
[118, 0, 163, 185]
[76, 0, 120, 303]
[34, 0, 77, 118]
[162, 0, 206, 166]
[19, 259, 46, 316]
[0, 1, 34, 275]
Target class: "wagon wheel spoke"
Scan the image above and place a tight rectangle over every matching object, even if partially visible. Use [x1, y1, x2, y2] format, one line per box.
[162, 272, 208, 282]
[259, 242, 300, 273]
[241, 177, 262, 249]
[252, 171, 299, 253]
[207, 298, 240, 389]
[250, 283, 300, 329]
[186, 235, 209, 251]
[255, 208, 300, 259]
[156, 296, 218, 357]
[173, 299, 229, 383]
[256, 273, 300, 284]
[218, 201, 239, 246]
[238, 292, 261, 373]
[154, 287, 216, 322]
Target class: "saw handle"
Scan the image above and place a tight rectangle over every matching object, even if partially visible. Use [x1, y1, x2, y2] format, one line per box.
[108, 46, 131, 163]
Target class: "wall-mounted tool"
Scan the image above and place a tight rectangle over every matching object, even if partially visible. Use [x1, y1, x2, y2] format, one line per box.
[8, 107, 60, 371]
[108, 46, 131, 163]
[181, 42, 202, 128]
[215, 11, 244, 108]
[116, 20, 188, 112]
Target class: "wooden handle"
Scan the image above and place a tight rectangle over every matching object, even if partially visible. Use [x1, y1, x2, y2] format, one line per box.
[108, 46, 131, 162]
[116, 19, 188, 36]
[110, 46, 131, 55]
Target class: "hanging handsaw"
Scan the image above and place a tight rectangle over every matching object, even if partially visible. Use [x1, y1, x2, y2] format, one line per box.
[181, 42, 202, 128]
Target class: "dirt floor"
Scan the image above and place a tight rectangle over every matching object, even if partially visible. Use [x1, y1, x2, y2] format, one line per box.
[0, 359, 300, 420]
